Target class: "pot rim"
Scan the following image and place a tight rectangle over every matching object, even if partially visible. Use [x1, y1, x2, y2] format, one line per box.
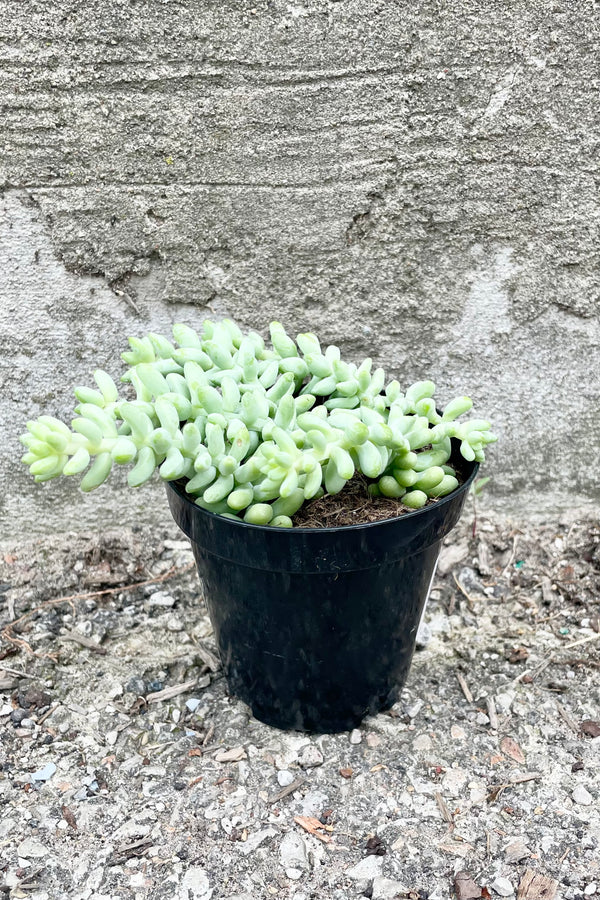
[166, 458, 480, 535]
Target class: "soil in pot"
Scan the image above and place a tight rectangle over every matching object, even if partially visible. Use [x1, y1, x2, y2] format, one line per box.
[291, 469, 466, 528]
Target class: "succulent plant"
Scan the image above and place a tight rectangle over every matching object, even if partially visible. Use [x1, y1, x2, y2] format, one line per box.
[20, 320, 497, 526]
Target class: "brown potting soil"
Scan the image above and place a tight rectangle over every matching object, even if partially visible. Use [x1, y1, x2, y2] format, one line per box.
[291, 473, 438, 528]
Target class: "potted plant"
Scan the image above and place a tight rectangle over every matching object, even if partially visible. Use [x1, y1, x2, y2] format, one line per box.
[21, 319, 496, 733]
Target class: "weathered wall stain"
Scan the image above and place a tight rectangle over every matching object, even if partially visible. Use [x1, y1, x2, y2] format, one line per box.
[1, 0, 599, 535]
[456, 248, 517, 351]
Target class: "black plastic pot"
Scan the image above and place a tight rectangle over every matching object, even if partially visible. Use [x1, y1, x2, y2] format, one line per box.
[166, 453, 478, 733]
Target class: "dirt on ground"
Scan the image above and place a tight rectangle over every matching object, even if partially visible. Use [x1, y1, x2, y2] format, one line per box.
[0, 505, 598, 900]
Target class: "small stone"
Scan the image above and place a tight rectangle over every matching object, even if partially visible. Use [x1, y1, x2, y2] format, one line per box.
[17, 838, 49, 858]
[20, 687, 52, 709]
[106, 681, 124, 700]
[365, 834, 387, 856]
[451, 724, 467, 740]
[346, 855, 384, 880]
[573, 785, 593, 806]
[19, 718, 36, 730]
[457, 566, 486, 596]
[273, 735, 310, 769]
[180, 866, 211, 900]
[279, 832, 309, 871]
[298, 745, 323, 768]
[476, 713, 490, 725]
[438, 541, 469, 575]
[496, 692, 515, 712]
[147, 591, 176, 607]
[415, 621, 432, 649]
[112, 820, 151, 841]
[584, 884, 597, 896]
[31, 762, 57, 782]
[366, 733, 381, 748]
[277, 770, 294, 787]
[105, 730, 119, 747]
[239, 827, 277, 856]
[126, 676, 147, 695]
[165, 614, 184, 632]
[413, 734, 433, 751]
[491, 877, 514, 896]
[0, 818, 16, 839]
[10, 709, 29, 725]
[454, 871, 483, 900]
[299, 790, 329, 817]
[163, 539, 191, 551]
[15, 727, 34, 738]
[504, 840, 530, 863]
[349, 728, 362, 744]
[540, 835, 553, 854]
[286, 868, 303, 881]
[405, 699, 424, 719]
[214, 746, 247, 763]
[580, 720, 600, 738]
[372, 876, 410, 900]
[186, 698, 201, 712]
[442, 767, 468, 797]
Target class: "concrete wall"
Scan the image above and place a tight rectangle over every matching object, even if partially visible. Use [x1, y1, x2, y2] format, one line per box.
[1, 0, 599, 537]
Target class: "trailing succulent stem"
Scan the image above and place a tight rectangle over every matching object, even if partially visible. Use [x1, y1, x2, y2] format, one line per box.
[21, 320, 497, 526]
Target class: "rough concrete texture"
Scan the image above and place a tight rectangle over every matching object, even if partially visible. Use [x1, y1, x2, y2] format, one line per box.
[1, 0, 599, 536]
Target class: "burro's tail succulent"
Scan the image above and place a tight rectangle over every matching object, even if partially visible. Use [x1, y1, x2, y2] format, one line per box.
[20, 320, 497, 525]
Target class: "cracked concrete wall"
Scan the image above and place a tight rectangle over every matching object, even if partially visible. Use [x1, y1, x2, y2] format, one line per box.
[1, 0, 599, 537]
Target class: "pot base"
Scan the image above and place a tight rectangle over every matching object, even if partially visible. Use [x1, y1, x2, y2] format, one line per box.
[243, 691, 400, 734]
[190, 541, 439, 734]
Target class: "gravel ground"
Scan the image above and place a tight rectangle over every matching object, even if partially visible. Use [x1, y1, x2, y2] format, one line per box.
[0, 509, 599, 900]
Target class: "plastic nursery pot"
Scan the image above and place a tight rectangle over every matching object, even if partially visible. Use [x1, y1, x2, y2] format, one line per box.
[166, 454, 479, 734]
